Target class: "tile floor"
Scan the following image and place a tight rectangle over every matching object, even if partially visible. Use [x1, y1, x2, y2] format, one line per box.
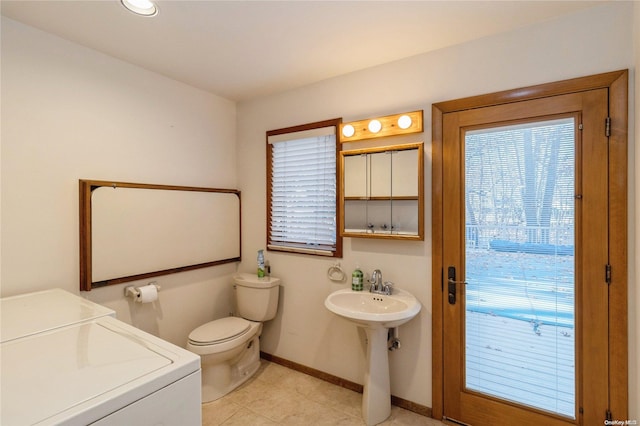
[202, 360, 445, 426]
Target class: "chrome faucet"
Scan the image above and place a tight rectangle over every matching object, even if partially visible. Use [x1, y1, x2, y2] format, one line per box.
[369, 269, 384, 294]
[369, 269, 394, 295]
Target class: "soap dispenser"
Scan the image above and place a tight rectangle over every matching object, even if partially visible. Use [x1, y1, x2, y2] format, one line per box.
[352, 265, 364, 291]
[257, 250, 265, 277]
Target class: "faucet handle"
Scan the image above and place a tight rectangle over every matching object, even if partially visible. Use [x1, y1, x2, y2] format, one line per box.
[382, 281, 394, 295]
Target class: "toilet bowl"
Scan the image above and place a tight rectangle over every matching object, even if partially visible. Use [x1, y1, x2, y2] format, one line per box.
[186, 273, 280, 402]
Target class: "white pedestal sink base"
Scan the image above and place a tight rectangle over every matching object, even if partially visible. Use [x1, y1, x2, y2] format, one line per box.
[324, 289, 422, 425]
[362, 326, 390, 425]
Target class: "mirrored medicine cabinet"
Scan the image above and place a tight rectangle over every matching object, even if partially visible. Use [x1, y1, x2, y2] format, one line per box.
[340, 142, 424, 240]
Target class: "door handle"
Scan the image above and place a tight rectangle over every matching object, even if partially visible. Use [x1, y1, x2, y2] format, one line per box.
[447, 266, 467, 305]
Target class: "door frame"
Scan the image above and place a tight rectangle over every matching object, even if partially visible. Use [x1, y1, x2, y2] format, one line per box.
[431, 70, 628, 422]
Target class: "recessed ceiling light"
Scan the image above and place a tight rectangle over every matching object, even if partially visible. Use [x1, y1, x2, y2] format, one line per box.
[121, 0, 158, 17]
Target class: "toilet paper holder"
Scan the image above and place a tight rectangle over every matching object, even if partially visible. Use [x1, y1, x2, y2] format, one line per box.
[125, 282, 161, 300]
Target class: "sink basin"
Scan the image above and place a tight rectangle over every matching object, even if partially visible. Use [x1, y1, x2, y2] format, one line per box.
[324, 288, 421, 328]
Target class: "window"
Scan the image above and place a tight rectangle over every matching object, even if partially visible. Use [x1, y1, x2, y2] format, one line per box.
[267, 118, 342, 257]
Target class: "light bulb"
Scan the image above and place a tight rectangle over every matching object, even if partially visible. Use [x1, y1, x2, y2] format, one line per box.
[368, 119, 382, 133]
[342, 124, 355, 138]
[398, 115, 412, 129]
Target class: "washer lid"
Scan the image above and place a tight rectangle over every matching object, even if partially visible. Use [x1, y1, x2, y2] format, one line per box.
[189, 317, 251, 344]
[1, 320, 173, 426]
[0, 289, 115, 343]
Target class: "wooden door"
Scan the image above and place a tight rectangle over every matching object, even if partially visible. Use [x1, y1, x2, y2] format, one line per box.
[432, 71, 628, 425]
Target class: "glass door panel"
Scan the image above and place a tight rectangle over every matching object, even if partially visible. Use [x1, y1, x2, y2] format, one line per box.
[464, 118, 576, 418]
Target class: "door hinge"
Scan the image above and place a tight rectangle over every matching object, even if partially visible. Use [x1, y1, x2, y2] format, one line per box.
[605, 264, 612, 285]
[606, 409, 613, 421]
[605, 117, 611, 137]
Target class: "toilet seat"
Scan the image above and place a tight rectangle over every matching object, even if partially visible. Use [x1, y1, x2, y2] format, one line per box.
[188, 317, 251, 346]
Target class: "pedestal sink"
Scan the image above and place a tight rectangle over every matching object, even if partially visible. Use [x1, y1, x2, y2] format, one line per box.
[324, 288, 421, 425]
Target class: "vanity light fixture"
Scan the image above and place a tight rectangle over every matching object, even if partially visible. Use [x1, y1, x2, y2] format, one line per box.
[121, 0, 158, 16]
[340, 110, 423, 142]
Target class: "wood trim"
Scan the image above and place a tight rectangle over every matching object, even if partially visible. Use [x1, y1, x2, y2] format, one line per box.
[431, 105, 445, 421]
[431, 69, 629, 421]
[433, 70, 627, 114]
[79, 179, 240, 193]
[345, 196, 419, 201]
[90, 259, 240, 288]
[390, 395, 432, 418]
[578, 88, 610, 422]
[607, 71, 629, 419]
[340, 141, 423, 157]
[260, 352, 432, 418]
[339, 231, 424, 241]
[79, 180, 93, 291]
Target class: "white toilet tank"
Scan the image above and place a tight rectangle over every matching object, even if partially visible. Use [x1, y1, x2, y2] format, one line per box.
[234, 273, 280, 322]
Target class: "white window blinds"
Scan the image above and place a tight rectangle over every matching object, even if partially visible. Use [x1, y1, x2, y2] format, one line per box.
[268, 125, 337, 256]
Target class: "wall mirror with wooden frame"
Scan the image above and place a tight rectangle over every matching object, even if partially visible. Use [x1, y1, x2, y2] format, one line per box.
[340, 142, 424, 240]
[79, 180, 241, 291]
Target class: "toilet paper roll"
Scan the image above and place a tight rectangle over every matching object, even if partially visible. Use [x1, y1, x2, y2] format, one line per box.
[136, 285, 158, 303]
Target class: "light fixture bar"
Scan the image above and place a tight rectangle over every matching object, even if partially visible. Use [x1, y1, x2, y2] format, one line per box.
[339, 110, 423, 142]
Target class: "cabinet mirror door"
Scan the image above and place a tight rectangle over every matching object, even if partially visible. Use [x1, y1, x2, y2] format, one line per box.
[344, 154, 368, 198]
[340, 143, 423, 240]
[392, 149, 419, 197]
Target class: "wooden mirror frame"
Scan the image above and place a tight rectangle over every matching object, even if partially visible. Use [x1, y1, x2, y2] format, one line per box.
[339, 142, 424, 240]
[79, 180, 241, 291]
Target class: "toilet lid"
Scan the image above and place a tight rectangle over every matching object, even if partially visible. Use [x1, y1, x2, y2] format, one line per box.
[188, 317, 251, 345]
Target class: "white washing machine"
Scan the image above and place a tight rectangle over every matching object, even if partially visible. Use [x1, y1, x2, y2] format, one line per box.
[1, 289, 201, 426]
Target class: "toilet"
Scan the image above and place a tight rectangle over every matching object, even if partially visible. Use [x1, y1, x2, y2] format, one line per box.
[186, 272, 280, 402]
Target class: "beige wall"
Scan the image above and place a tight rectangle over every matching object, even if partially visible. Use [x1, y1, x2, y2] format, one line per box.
[237, 1, 637, 411]
[0, 17, 238, 347]
[1, 0, 637, 417]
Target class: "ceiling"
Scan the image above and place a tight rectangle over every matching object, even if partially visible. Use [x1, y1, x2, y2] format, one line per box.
[1, 1, 605, 102]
